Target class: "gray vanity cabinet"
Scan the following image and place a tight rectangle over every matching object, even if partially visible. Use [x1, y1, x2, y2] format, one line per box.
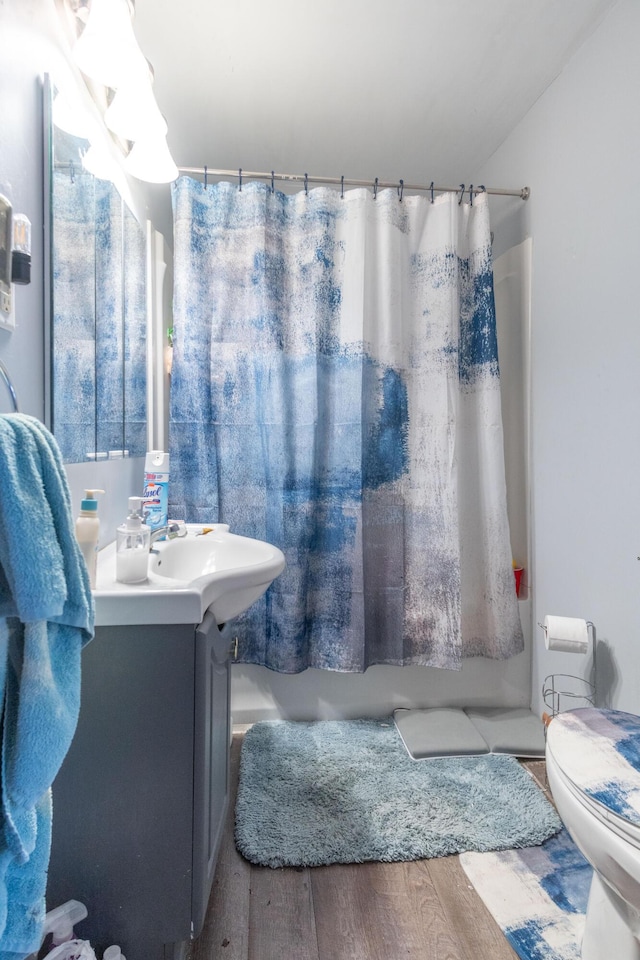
[47, 615, 232, 960]
[192, 611, 231, 937]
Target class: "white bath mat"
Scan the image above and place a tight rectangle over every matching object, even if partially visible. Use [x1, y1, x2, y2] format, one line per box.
[393, 706, 546, 760]
[394, 707, 490, 759]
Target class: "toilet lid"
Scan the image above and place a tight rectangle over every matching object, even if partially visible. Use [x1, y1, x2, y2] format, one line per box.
[546, 708, 640, 830]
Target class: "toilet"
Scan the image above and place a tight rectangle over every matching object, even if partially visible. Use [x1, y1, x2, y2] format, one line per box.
[546, 707, 640, 960]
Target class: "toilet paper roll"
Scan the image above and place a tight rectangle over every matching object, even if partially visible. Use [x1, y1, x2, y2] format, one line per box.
[543, 615, 589, 654]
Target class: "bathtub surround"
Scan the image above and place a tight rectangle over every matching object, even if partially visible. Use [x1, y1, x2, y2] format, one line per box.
[170, 178, 522, 673]
[234, 718, 561, 869]
[461, 829, 592, 960]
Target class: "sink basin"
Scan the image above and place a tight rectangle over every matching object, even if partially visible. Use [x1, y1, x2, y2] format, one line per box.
[94, 523, 285, 627]
[148, 527, 276, 582]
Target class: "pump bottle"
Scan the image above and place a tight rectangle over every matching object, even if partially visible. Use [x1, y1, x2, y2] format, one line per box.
[116, 496, 151, 583]
[75, 489, 104, 589]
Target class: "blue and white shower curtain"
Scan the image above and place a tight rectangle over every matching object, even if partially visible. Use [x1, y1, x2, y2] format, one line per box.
[170, 178, 523, 672]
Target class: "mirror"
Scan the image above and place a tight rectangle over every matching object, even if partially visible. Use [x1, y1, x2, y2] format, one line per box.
[45, 78, 148, 463]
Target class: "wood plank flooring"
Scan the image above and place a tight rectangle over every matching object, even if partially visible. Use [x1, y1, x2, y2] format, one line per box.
[193, 736, 549, 960]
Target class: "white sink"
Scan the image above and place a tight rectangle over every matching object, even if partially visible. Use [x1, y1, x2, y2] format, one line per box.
[94, 523, 285, 627]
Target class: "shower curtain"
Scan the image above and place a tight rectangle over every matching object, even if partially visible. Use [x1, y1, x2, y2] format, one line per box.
[170, 177, 523, 672]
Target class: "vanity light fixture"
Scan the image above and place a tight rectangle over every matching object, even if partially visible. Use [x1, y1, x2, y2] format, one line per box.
[66, 0, 178, 183]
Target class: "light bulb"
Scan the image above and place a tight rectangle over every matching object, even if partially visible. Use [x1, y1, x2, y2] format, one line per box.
[124, 135, 179, 184]
[81, 143, 117, 181]
[105, 69, 167, 142]
[73, 0, 141, 89]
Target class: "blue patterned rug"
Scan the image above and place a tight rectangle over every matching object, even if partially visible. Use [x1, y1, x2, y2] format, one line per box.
[460, 828, 593, 960]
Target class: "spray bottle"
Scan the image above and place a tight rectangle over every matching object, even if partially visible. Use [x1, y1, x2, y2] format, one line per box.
[75, 489, 105, 589]
[143, 450, 169, 535]
[38, 900, 96, 958]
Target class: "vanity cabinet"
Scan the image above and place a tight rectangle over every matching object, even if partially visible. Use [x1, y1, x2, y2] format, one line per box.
[47, 614, 232, 960]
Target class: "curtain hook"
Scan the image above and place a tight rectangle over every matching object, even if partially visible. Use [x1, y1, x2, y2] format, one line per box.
[469, 184, 473, 206]
[341, 175, 344, 199]
[430, 181, 434, 204]
[458, 184, 465, 205]
[204, 165, 208, 190]
[238, 168, 242, 192]
[478, 184, 486, 195]
[373, 177, 378, 200]
[271, 170, 275, 194]
[397, 179, 404, 203]
[304, 172, 308, 196]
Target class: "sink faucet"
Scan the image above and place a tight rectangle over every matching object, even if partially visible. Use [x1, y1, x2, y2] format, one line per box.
[149, 520, 188, 548]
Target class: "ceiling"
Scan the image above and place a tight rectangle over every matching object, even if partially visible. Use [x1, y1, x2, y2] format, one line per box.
[134, 0, 617, 188]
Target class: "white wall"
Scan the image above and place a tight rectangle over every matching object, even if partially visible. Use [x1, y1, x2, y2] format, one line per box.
[9, 0, 631, 723]
[0, 1, 58, 421]
[478, 0, 640, 716]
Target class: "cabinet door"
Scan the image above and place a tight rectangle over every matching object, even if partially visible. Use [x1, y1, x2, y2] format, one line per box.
[48, 624, 196, 959]
[192, 613, 232, 938]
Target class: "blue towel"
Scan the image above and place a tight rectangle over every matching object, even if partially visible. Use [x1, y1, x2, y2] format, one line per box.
[0, 414, 94, 958]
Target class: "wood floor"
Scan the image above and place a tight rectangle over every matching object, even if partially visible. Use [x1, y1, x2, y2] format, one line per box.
[193, 736, 550, 960]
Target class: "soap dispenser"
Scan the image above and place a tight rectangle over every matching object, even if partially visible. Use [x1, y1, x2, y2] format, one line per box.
[116, 496, 151, 584]
[75, 489, 105, 589]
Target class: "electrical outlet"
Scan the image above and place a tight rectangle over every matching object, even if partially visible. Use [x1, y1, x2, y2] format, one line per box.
[0, 194, 13, 324]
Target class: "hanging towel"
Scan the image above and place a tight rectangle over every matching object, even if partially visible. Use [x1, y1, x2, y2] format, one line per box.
[0, 414, 94, 959]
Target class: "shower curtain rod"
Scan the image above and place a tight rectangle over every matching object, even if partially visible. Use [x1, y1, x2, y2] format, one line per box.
[178, 166, 530, 200]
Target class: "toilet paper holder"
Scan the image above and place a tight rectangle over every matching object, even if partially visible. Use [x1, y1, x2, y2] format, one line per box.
[541, 619, 596, 718]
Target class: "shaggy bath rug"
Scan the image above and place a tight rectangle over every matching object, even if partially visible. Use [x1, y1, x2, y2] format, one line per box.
[235, 718, 562, 868]
[460, 828, 593, 960]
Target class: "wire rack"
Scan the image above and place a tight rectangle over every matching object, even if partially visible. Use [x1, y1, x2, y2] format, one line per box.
[542, 620, 596, 718]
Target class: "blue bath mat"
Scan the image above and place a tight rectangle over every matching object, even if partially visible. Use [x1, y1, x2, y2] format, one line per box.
[235, 718, 561, 868]
[460, 828, 593, 960]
